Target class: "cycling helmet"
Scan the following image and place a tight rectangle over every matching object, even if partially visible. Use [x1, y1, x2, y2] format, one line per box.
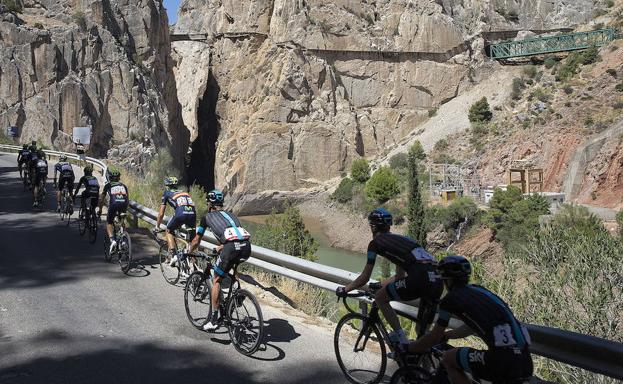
[22, 144, 28, 149]
[437, 255, 471, 282]
[207, 189, 224, 206]
[36, 149, 45, 158]
[84, 165, 93, 176]
[368, 208, 393, 231]
[31, 140, 37, 147]
[59, 155, 68, 162]
[164, 176, 178, 188]
[109, 169, 121, 182]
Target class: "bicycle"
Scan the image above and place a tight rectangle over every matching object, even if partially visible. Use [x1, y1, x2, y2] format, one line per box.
[77, 196, 98, 243]
[34, 178, 46, 210]
[334, 283, 441, 384]
[57, 183, 73, 225]
[184, 252, 264, 356]
[151, 227, 198, 285]
[104, 211, 132, 274]
[389, 345, 531, 384]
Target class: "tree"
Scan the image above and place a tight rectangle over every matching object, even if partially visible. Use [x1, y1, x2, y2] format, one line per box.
[407, 148, 426, 247]
[389, 153, 408, 170]
[468, 97, 493, 124]
[331, 177, 354, 203]
[255, 202, 318, 261]
[410, 140, 426, 161]
[365, 167, 400, 203]
[351, 158, 370, 183]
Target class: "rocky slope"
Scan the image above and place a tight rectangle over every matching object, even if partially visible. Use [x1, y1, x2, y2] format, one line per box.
[0, 0, 186, 168]
[172, 0, 599, 214]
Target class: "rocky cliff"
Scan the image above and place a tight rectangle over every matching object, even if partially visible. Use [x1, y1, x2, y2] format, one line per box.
[172, 0, 598, 214]
[0, 0, 186, 168]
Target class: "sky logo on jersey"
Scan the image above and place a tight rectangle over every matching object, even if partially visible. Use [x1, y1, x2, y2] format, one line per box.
[469, 351, 485, 365]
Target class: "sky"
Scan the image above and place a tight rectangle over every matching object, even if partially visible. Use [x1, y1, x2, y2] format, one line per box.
[163, 0, 181, 24]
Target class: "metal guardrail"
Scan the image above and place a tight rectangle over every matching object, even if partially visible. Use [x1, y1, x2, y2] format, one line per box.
[1, 144, 622, 380]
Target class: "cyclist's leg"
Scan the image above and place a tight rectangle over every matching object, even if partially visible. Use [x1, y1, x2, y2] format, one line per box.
[211, 242, 239, 310]
[442, 348, 471, 384]
[107, 203, 118, 239]
[57, 177, 66, 207]
[165, 215, 180, 253]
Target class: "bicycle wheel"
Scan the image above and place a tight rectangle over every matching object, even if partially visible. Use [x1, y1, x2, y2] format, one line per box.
[184, 271, 212, 329]
[334, 313, 387, 384]
[227, 289, 264, 356]
[158, 244, 180, 285]
[118, 231, 132, 274]
[78, 208, 86, 235]
[88, 213, 98, 243]
[389, 366, 432, 384]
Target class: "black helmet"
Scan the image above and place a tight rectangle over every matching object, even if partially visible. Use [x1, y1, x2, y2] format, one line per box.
[59, 155, 68, 162]
[438, 255, 472, 282]
[36, 149, 45, 158]
[22, 144, 28, 149]
[207, 189, 224, 207]
[368, 208, 393, 231]
[84, 165, 93, 176]
[109, 169, 121, 182]
[31, 140, 37, 147]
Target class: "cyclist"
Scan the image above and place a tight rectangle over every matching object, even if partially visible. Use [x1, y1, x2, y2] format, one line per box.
[54, 155, 75, 212]
[32, 150, 48, 207]
[17, 144, 30, 178]
[97, 169, 129, 254]
[154, 177, 196, 266]
[27, 147, 40, 189]
[186, 189, 251, 331]
[73, 165, 100, 216]
[335, 208, 443, 352]
[406, 256, 533, 384]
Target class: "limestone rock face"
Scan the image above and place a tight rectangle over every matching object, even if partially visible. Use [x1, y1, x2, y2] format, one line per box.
[0, 0, 186, 167]
[173, 0, 597, 213]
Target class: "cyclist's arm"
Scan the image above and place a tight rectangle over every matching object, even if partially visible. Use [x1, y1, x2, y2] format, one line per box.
[444, 324, 473, 340]
[73, 177, 84, 197]
[17, 152, 22, 162]
[344, 263, 374, 292]
[409, 324, 446, 354]
[155, 204, 166, 228]
[97, 184, 109, 210]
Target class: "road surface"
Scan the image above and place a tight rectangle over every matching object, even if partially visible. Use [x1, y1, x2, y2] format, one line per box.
[0, 153, 368, 384]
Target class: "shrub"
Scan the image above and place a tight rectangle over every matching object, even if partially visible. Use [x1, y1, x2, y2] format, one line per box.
[617, 210, 623, 239]
[544, 56, 557, 69]
[606, 68, 617, 78]
[409, 140, 426, 161]
[557, 47, 599, 81]
[430, 197, 480, 231]
[365, 167, 400, 203]
[1, 0, 22, 13]
[511, 77, 525, 100]
[550, 204, 602, 234]
[613, 101, 623, 109]
[73, 11, 87, 30]
[522, 65, 537, 79]
[468, 97, 493, 123]
[428, 108, 438, 117]
[580, 45, 599, 65]
[389, 153, 409, 170]
[255, 201, 318, 262]
[563, 85, 573, 95]
[33, 22, 44, 29]
[434, 138, 448, 151]
[350, 158, 370, 183]
[606, 0, 614, 7]
[616, 82, 623, 92]
[331, 177, 354, 203]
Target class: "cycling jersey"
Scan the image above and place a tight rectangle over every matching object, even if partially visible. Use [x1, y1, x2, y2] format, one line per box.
[17, 149, 30, 163]
[74, 175, 100, 197]
[161, 189, 196, 216]
[197, 211, 251, 244]
[366, 232, 434, 269]
[103, 181, 129, 205]
[55, 162, 75, 178]
[34, 159, 48, 175]
[437, 284, 531, 350]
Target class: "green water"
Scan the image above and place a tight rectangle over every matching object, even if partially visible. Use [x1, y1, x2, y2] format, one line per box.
[240, 215, 385, 278]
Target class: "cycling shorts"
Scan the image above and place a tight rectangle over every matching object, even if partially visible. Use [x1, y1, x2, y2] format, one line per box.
[456, 347, 533, 382]
[214, 240, 251, 277]
[81, 192, 98, 209]
[107, 201, 129, 225]
[386, 263, 443, 302]
[58, 176, 75, 192]
[33, 172, 46, 185]
[166, 212, 196, 232]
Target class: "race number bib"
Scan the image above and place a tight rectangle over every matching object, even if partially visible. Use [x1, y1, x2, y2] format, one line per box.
[224, 227, 251, 241]
[493, 324, 517, 347]
[411, 247, 434, 262]
[61, 163, 73, 172]
[110, 185, 127, 195]
[175, 195, 194, 207]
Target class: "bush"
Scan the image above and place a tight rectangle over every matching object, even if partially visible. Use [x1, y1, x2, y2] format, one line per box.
[606, 68, 617, 78]
[434, 138, 448, 151]
[350, 158, 370, 183]
[550, 204, 602, 234]
[606, 0, 614, 7]
[33, 22, 44, 29]
[468, 97, 493, 124]
[429, 197, 480, 231]
[522, 65, 537, 79]
[616, 82, 623, 92]
[557, 47, 599, 81]
[613, 101, 623, 109]
[428, 108, 438, 117]
[544, 57, 557, 69]
[255, 201, 318, 262]
[511, 77, 525, 100]
[617, 210, 623, 239]
[409, 140, 426, 161]
[389, 153, 409, 170]
[365, 167, 400, 203]
[73, 11, 87, 30]
[563, 85, 573, 95]
[331, 177, 354, 203]
[1, 0, 22, 13]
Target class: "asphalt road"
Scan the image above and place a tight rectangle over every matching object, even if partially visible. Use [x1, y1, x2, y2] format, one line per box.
[0, 153, 359, 384]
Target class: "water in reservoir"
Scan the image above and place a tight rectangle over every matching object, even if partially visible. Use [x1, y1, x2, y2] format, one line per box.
[240, 215, 386, 279]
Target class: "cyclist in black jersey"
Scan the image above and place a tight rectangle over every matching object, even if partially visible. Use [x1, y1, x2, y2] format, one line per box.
[73, 166, 100, 213]
[31, 150, 48, 208]
[54, 155, 75, 212]
[17, 144, 30, 178]
[97, 169, 129, 254]
[407, 256, 533, 384]
[336, 208, 443, 351]
[186, 189, 251, 331]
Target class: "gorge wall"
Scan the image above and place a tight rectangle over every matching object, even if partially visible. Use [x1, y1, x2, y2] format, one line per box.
[0, 0, 186, 168]
[173, 0, 597, 214]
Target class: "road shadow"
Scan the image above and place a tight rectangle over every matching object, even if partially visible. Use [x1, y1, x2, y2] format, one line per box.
[0, 331, 341, 384]
[239, 274, 297, 308]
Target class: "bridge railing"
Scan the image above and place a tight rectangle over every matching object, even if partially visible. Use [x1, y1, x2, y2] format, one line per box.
[0, 144, 621, 380]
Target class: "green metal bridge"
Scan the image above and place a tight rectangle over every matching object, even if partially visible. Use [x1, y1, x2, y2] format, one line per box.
[489, 28, 620, 60]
